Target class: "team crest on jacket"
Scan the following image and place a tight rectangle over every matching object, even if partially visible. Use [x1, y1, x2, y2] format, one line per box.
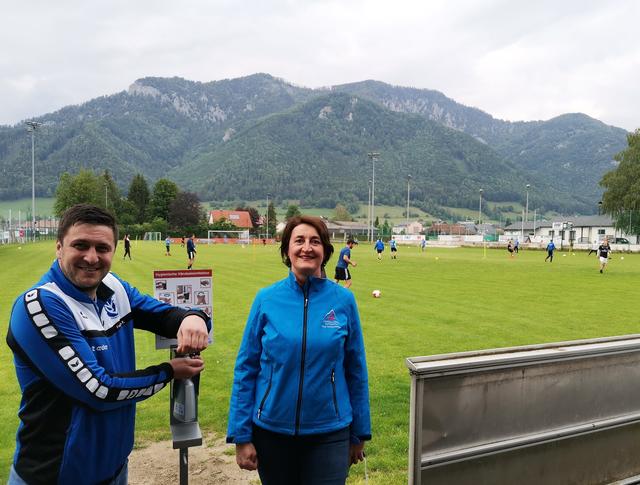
[322, 309, 340, 328]
[104, 298, 119, 318]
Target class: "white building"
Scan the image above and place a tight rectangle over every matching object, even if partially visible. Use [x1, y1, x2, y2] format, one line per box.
[504, 215, 637, 247]
[392, 221, 424, 235]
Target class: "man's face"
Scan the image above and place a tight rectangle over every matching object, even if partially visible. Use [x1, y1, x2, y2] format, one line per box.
[56, 223, 115, 297]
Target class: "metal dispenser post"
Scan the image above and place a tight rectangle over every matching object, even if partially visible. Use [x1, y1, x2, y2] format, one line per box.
[169, 348, 202, 485]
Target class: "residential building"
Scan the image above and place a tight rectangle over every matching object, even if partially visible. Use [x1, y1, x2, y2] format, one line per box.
[208, 210, 253, 229]
[504, 215, 637, 245]
[392, 221, 424, 235]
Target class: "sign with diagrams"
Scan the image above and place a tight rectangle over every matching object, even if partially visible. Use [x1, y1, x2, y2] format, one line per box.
[153, 269, 213, 349]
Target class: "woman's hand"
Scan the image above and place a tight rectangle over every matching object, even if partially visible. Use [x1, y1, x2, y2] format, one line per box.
[349, 442, 365, 465]
[236, 443, 258, 470]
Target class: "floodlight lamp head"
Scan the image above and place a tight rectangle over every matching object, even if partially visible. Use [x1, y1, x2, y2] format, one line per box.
[25, 120, 42, 130]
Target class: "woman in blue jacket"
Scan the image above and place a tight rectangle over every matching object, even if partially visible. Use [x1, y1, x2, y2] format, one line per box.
[227, 216, 371, 484]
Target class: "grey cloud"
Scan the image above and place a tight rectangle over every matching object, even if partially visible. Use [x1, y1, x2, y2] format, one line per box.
[0, 0, 637, 131]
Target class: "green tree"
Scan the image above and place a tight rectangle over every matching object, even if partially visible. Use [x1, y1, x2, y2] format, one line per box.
[210, 217, 239, 231]
[236, 206, 261, 229]
[266, 202, 277, 237]
[150, 178, 179, 221]
[600, 129, 640, 235]
[381, 220, 391, 237]
[127, 174, 150, 224]
[168, 192, 203, 232]
[117, 199, 138, 226]
[54, 170, 103, 216]
[101, 170, 127, 221]
[285, 204, 301, 221]
[333, 204, 352, 221]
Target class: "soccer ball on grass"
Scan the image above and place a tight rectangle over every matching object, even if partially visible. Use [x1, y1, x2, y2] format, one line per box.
[372, 290, 381, 298]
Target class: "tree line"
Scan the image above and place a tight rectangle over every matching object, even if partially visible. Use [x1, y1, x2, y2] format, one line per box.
[53, 170, 275, 238]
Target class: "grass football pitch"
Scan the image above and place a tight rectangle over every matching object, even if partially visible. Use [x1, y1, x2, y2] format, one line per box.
[1, 241, 639, 483]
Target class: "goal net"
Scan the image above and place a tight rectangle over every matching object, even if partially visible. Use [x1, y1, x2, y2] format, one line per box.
[207, 230, 251, 245]
[143, 232, 162, 241]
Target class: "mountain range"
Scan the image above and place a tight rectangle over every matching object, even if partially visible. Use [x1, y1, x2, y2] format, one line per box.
[0, 73, 629, 216]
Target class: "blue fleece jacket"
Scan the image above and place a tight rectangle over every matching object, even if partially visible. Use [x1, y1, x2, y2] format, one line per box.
[227, 272, 371, 444]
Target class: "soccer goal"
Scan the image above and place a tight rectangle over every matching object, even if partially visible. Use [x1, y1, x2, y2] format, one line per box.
[207, 230, 251, 245]
[143, 232, 162, 241]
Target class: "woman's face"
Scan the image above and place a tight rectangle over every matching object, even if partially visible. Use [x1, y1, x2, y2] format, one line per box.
[288, 223, 324, 283]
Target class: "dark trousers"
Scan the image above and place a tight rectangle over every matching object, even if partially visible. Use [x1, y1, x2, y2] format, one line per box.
[252, 424, 350, 485]
[545, 250, 553, 262]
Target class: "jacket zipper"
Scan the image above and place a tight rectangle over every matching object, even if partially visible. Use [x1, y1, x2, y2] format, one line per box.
[295, 284, 309, 434]
[331, 369, 340, 417]
[257, 367, 273, 419]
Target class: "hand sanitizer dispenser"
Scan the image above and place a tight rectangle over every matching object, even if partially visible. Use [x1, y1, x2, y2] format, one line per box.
[172, 377, 197, 423]
[169, 349, 202, 449]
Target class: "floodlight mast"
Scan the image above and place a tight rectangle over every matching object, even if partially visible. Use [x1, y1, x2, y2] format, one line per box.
[367, 180, 372, 242]
[368, 152, 380, 242]
[406, 175, 412, 229]
[266, 193, 271, 240]
[524, 184, 530, 240]
[26, 121, 42, 243]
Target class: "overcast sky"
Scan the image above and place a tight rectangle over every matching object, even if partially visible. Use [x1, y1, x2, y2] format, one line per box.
[2, 0, 638, 130]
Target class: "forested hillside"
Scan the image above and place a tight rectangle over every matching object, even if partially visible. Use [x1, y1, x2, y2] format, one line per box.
[331, 80, 628, 208]
[0, 73, 629, 215]
[170, 93, 578, 213]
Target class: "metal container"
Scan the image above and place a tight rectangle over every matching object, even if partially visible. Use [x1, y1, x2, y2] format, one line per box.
[406, 335, 640, 485]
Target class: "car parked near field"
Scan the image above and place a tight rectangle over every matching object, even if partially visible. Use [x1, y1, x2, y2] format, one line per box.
[614, 237, 630, 244]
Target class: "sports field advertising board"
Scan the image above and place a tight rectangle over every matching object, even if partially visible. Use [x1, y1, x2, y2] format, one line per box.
[153, 269, 213, 349]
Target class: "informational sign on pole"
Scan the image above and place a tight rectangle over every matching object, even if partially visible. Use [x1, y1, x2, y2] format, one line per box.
[152, 269, 213, 349]
[153, 269, 213, 485]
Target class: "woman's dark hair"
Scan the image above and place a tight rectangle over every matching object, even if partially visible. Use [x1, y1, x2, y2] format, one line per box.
[57, 204, 119, 246]
[280, 216, 334, 268]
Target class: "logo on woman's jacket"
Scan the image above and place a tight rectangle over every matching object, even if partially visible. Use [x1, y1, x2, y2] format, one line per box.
[322, 309, 341, 328]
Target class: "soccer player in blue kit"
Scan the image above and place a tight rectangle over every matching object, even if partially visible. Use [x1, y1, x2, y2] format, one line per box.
[335, 238, 358, 288]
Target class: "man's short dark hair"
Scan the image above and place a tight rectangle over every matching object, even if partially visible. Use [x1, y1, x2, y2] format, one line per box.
[57, 204, 119, 245]
[280, 216, 334, 268]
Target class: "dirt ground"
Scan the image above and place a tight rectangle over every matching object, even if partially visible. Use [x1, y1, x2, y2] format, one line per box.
[128, 434, 259, 485]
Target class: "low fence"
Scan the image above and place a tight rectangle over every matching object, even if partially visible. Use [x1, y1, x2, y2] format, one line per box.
[406, 335, 640, 484]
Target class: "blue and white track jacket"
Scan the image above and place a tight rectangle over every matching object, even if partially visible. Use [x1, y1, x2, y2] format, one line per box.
[6, 260, 210, 485]
[226, 272, 371, 444]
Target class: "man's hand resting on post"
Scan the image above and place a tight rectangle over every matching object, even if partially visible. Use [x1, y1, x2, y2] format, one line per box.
[170, 355, 204, 380]
[176, 315, 209, 353]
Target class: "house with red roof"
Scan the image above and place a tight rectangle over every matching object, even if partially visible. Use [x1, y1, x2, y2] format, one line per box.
[208, 210, 253, 229]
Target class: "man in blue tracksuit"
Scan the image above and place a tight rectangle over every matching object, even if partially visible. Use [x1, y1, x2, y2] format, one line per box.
[6, 204, 211, 485]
